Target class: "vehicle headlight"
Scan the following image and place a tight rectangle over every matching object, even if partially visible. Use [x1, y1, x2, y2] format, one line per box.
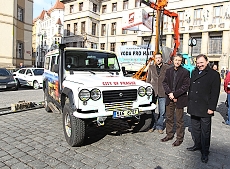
[146, 86, 153, 96]
[79, 89, 90, 101]
[90, 88, 101, 101]
[138, 86, 146, 97]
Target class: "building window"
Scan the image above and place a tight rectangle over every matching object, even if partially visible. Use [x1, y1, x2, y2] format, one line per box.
[163, 16, 169, 28]
[93, 3, 97, 12]
[192, 37, 201, 55]
[178, 37, 183, 53]
[102, 5, 107, 13]
[81, 22, 85, 34]
[100, 43, 105, 50]
[91, 43, 97, 49]
[58, 26, 61, 34]
[110, 43, 116, 52]
[178, 11, 185, 27]
[112, 3, 117, 12]
[213, 6, 223, 23]
[209, 36, 222, 54]
[74, 23, 78, 35]
[17, 41, 24, 58]
[194, 8, 203, 25]
[135, 0, 140, 7]
[121, 42, 127, 46]
[123, 0, 129, 10]
[70, 5, 74, 13]
[122, 29, 127, 34]
[92, 23, 96, 35]
[17, 6, 24, 22]
[67, 24, 70, 36]
[111, 22, 116, 35]
[133, 41, 137, 45]
[66, 24, 70, 36]
[101, 24, 106, 36]
[79, 2, 83, 11]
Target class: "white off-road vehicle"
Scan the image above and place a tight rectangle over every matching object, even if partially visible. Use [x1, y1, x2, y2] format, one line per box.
[43, 44, 156, 147]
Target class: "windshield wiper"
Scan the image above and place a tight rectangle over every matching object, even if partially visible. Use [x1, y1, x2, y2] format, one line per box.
[89, 70, 95, 75]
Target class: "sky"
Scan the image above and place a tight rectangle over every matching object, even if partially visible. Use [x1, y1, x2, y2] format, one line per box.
[33, 0, 57, 19]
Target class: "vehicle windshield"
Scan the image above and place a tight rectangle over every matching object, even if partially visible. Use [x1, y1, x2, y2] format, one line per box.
[33, 69, 44, 76]
[0, 69, 11, 76]
[65, 50, 120, 72]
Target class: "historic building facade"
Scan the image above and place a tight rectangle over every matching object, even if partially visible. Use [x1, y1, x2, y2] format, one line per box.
[0, 0, 33, 68]
[61, 0, 230, 70]
[33, 0, 64, 67]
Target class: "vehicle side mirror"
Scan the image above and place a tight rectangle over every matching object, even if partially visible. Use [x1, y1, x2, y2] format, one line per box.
[52, 64, 59, 73]
[13, 74, 16, 76]
[27, 73, 32, 76]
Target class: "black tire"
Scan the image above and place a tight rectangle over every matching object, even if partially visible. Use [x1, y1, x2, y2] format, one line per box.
[33, 80, 40, 89]
[63, 102, 85, 147]
[16, 79, 20, 88]
[132, 110, 152, 132]
[44, 89, 52, 112]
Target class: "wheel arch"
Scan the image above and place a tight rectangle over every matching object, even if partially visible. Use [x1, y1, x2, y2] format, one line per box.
[61, 87, 76, 110]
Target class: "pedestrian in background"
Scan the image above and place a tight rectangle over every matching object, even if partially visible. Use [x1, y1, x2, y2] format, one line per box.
[224, 70, 230, 126]
[187, 54, 221, 163]
[212, 64, 218, 71]
[19, 62, 25, 68]
[161, 54, 190, 147]
[146, 53, 170, 134]
[221, 68, 225, 79]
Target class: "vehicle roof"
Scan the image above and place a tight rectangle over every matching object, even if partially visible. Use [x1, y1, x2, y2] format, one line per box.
[45, 47, 116, 56]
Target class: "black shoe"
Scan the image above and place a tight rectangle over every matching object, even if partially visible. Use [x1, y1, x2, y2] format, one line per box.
[186, 146, 201, 151]
[201, 154, 208, 163]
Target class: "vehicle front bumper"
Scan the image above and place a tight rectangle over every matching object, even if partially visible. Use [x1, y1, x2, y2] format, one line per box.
[73, 103, 156, 119]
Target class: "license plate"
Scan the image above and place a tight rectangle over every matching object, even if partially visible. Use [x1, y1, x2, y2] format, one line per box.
[113, 108, 139, 118]
[0, 85, 6, 89]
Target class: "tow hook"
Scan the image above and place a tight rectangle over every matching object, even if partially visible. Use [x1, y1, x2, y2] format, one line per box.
[96, 117, 106, 126]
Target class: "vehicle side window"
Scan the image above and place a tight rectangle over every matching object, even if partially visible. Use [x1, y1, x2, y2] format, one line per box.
[57, 55, 59, 64]
[44, 57, 50, 70]
[51, 55, 56, 71]
[18, 69, 26, 74]
[26, 69, 32, 75]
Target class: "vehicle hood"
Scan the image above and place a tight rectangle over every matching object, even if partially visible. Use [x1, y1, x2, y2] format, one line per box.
[0, 76, 14, 83]
[65, 73, 150, 87]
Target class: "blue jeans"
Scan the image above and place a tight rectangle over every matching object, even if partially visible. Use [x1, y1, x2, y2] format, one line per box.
[226, 94, 230, 125]
[152, 97, 166, 130]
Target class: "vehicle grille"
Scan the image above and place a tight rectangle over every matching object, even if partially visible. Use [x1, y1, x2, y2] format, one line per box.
[105, 101, 133, 111]
[102, 89, 137, 103]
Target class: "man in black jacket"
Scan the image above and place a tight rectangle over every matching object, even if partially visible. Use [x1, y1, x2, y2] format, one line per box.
[161, 54, 190, 146]
[187, 54, 221, 163]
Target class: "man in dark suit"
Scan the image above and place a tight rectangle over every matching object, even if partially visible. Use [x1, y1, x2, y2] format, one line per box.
[187, 54, 221, 163]
[161, 54, 190, 146]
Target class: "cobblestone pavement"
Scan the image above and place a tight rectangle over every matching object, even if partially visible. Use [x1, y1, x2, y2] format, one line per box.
[0, 88, 230, 169]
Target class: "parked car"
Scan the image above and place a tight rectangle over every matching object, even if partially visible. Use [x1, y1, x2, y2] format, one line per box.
[0, 68, 18, 91]
[13, 68, 44, 89]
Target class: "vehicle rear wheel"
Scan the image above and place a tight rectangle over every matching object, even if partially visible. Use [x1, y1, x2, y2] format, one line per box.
[44, 89, 52, 112]
[33, 80, 40, 89]
[132, 110, 152, 132]
[63, 102, 85, 147]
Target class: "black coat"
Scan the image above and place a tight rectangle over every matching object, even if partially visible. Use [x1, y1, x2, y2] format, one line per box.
[187, 66, 221, 117]
[162, 66, 190, 109]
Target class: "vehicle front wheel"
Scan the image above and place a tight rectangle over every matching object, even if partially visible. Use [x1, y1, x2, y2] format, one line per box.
[44, 89, 52, 112]
[63, 102, 85, 147]
[132, 110, 152, 132]
[33, 80, 40, 89]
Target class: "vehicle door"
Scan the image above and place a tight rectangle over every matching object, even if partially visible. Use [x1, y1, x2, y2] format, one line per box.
[48, 55, 59, 101]
[16, 69, 27, 85]
[25, 69, 34, 85]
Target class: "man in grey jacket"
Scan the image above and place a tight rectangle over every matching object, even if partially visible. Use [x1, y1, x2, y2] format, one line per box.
[146, 53, 170, 134]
